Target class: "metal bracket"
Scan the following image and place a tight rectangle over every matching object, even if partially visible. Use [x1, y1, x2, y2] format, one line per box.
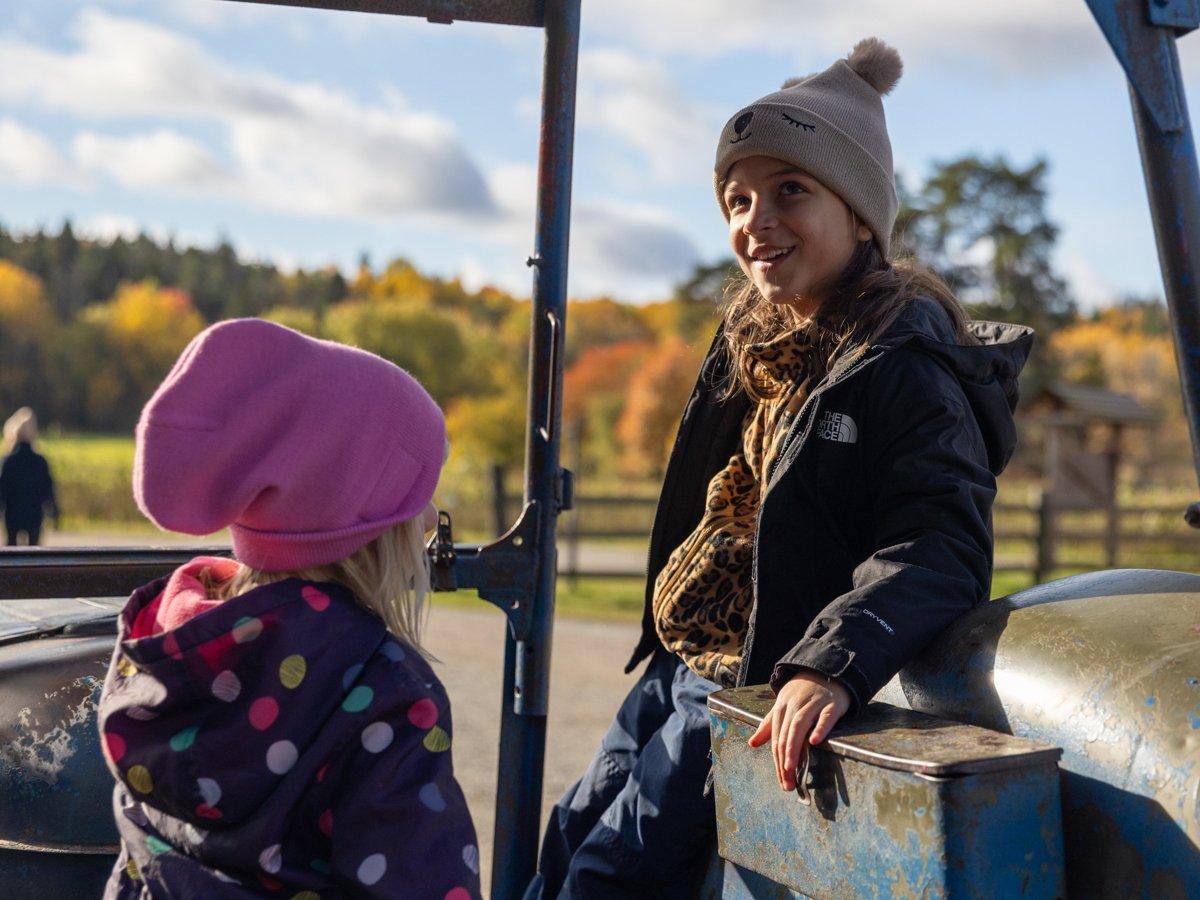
[446, 500, 540, 640]
[557, 466, 574, 512]
[1148, 0, 1200, 32]
[428, 510, 458, 591]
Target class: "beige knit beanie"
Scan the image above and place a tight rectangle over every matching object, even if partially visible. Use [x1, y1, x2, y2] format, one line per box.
[715, 38, 902, 257]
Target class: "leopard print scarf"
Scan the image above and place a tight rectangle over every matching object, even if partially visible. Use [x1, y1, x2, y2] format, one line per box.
[652, 328, 815, 685]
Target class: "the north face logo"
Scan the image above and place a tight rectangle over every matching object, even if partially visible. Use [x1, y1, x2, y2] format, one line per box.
[817, 411, 857, 444]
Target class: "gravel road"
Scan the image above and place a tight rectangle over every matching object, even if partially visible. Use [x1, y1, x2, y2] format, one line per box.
[425, 602, 641, 891]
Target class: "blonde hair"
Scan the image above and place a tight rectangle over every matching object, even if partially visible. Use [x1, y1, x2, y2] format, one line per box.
[4, 407, 37, 449]
[720, 229, 975, 401]
[203, 517, 433, 656]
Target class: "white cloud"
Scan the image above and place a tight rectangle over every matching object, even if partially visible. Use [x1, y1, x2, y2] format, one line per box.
[587, 1, 1107, 72]
[0, 8, 703, 300]
[0, 9, 496, 219]
[0, 118, 86, 188]
[479, 162, 700, 295]
[74, 129, 227, 189]
[573, 203, 700, 281]
[75, 213, 143, 242]
[578, 49, 717, 183]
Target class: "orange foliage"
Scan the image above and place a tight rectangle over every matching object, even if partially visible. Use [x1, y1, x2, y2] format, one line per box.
[565, 298, 653, 364]
[615, 337, 705, 478]
[563, 340, 654, 425]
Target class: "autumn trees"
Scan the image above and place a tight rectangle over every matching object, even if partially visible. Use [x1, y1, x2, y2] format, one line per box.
[0, 151, 1188, 487]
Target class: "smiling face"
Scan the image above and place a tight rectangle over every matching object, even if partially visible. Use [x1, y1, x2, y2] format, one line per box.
[724, 156, 872, 317]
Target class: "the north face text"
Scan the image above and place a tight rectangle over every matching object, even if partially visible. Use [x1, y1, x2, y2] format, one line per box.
[816, 411, 858, 444]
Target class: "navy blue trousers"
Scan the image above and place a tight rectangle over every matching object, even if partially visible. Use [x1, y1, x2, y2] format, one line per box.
[5, 512, 41, 546]
[527, 649, 720, 898]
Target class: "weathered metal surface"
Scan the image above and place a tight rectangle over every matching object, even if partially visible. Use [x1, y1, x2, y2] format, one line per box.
[0, 549, 229, 601]
[878, 569, 1200, 897]
[1086, 0, 1188, 132]
[1147, 0, 1200, 33]
[701, 858, 805, 899]
[0, 597, 122, 645]
[1086, 1, 1200, 501]
[709, 687, 1061, 778]
[222, 0, 545, 27]
[490, 1, 580, 895]
[0, 630, 119, 896]
[708, 696, 1065, 898]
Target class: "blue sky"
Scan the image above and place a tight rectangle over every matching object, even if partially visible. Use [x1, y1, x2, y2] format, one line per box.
[2, 0, 1199, 307]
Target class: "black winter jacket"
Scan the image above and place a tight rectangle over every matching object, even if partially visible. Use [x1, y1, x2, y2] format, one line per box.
[626, 298, 1034, 713]
[0, 442, 57, 527]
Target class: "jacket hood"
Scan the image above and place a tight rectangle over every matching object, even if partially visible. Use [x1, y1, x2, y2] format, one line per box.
[98, 568, 388, 828]
[875, 297, 1034, 475]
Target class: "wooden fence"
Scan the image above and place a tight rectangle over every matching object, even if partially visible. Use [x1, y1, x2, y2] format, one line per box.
[490, 468, 1199, 583]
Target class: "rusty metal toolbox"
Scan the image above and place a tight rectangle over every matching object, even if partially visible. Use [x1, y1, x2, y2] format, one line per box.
[707, 686, 1066, 899]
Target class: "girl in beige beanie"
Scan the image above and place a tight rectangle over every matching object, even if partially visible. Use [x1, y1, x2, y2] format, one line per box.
[531, 37, 1035, 897]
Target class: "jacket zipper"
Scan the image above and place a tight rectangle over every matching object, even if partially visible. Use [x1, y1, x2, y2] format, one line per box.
[735, 348, 886, 688]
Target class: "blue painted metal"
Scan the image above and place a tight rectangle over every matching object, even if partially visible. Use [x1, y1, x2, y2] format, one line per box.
[707, 690, 1065, 898]
[489, 1, 579, 895]
[1147, 0, 1200, 33]
[0, 628, 119, 897]
[703, 860, 804, 899]
[1086, 1, 1200, 506]
[877, 570, 1200, 896]
[221, 0, 546, 27]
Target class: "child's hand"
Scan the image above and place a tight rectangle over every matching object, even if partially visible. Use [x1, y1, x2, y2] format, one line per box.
[747, 670, 851, 792]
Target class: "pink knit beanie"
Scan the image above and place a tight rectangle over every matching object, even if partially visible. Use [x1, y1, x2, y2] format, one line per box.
[134, 318, 446, 571]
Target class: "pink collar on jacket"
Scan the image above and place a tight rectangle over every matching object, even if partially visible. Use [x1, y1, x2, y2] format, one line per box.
[129, 556, 240, 639]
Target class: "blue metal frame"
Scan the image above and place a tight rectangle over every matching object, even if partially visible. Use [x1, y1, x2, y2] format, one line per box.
[488, 1, 579, 894]
[1086, 0, 1200, 515]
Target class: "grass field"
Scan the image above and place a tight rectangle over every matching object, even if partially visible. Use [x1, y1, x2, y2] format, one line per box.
[32, 432, 1196, 622]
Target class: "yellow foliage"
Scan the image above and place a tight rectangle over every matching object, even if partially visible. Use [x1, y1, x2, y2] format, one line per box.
[1049, 306, 1191, 482]
[1049, 308, 1178, 414]
[367, 259, 433, 305]
[263, 305, 321, 337]
[78, 281, 206, 425]
[0, 260, 52, 333]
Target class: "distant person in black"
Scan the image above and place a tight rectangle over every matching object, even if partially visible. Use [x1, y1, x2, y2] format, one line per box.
[0, 408, 59, 546]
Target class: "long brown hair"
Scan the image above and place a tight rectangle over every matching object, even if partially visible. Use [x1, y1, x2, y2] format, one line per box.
[720, 231, 975, 401]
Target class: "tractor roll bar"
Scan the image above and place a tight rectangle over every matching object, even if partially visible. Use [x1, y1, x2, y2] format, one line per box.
[230, 0, 545, 27]
[1086, 0, 1200, 523]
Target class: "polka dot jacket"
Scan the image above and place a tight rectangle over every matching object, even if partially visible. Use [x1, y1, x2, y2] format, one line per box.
[97, 559, 481, 898]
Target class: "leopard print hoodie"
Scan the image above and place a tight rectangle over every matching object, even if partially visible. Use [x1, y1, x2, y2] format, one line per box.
[651, 328, 815, 685]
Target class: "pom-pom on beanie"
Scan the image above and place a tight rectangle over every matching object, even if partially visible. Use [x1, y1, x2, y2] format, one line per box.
[134, 318, 446, 572]
[714, 37, 902, 257]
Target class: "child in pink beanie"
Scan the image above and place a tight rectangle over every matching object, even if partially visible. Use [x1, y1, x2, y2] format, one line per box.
[97, 318, 480, 898]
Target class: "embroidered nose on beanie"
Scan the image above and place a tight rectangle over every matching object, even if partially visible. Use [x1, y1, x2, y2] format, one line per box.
[134, 318, 446, 572]
[715, 37, 902, 257]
